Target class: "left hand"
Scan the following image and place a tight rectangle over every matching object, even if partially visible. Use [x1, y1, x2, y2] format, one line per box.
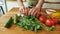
[28, 7, 41, 17]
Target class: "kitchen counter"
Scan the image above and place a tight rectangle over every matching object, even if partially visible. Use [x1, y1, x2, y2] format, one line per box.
[0, 8, 60, 34]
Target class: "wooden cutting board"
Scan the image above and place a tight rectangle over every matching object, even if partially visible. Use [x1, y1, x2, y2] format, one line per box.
[0, 8, 60, 34]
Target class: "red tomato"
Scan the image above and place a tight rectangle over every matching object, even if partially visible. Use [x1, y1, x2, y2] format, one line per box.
[39, 13, 43, 17]
[39, 15, 46, 23]
[45, 18, 54, 27]
[52, 18, 58, 25]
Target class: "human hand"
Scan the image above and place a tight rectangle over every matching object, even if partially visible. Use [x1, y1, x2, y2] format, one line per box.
[19, 6, 29, 15]
[28, 7, 41, 17]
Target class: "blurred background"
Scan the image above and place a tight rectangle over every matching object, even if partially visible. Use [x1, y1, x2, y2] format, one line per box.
[5, 0, 60, 11]
[0, 0, 60, 16]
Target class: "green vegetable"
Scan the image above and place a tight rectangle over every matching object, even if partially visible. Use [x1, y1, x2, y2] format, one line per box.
[49, 26, 55, 31]
[29, 26, 34, 31]
[26, 0, 33, 6]
[17, 16, 42, 32]
[15, 15, 55, 32]
[14, 14, 19, 24]
[4, 17, 13, 28]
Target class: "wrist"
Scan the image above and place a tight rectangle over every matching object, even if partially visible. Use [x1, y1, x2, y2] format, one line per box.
[35, 6, 40, 9]
[35, 6, 41, 11]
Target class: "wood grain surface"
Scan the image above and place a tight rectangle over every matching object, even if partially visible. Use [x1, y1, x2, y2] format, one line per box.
[0, 8, 60, 34]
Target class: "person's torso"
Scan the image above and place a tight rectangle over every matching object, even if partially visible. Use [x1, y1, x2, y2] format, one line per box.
[23, 0, 39, 7]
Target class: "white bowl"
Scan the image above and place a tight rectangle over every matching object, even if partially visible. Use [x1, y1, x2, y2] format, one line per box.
[46, 9, 56, 14]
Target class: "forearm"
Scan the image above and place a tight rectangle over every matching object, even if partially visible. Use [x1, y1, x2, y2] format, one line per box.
[17, 0, 24, 7]
[36, 0, 44, 8]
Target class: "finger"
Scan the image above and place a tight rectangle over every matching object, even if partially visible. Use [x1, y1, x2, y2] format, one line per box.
[25, 7, 28, 15]
[24, 7, 26, 15]
[22, 6, 25, 12]
[19, 8, 23, 14]
[19, 8, 21, 12]
[33, 10, 38, 16]
[33, 9, 39, 17]
[35, 8, 40, 17]
[26, 8, 29, 15]
[27, 8, 30, 16]
[22, 8, 25, 14]
[28, 8, 34, 16]
[26, 8, 29, 16]
[31, 8, 37, 16]
[36, 11, 40, 18]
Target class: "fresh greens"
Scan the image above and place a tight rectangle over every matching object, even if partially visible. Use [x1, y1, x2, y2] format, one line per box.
[17, 16, 42, 32]
[26, 0, 33, 6]
[14, 14, 19, 24]
[4, 17, 13, 28]
[4, 14, 55, 32]
[16, 15, 55, 32]
[49, 26, 55, 31]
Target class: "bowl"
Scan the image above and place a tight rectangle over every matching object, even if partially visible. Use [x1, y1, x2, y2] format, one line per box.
[46, 9, 56, 14]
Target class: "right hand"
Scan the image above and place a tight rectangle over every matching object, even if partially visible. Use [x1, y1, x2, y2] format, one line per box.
[19, 6, 29, 15]
[28, 7, 41, 18]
